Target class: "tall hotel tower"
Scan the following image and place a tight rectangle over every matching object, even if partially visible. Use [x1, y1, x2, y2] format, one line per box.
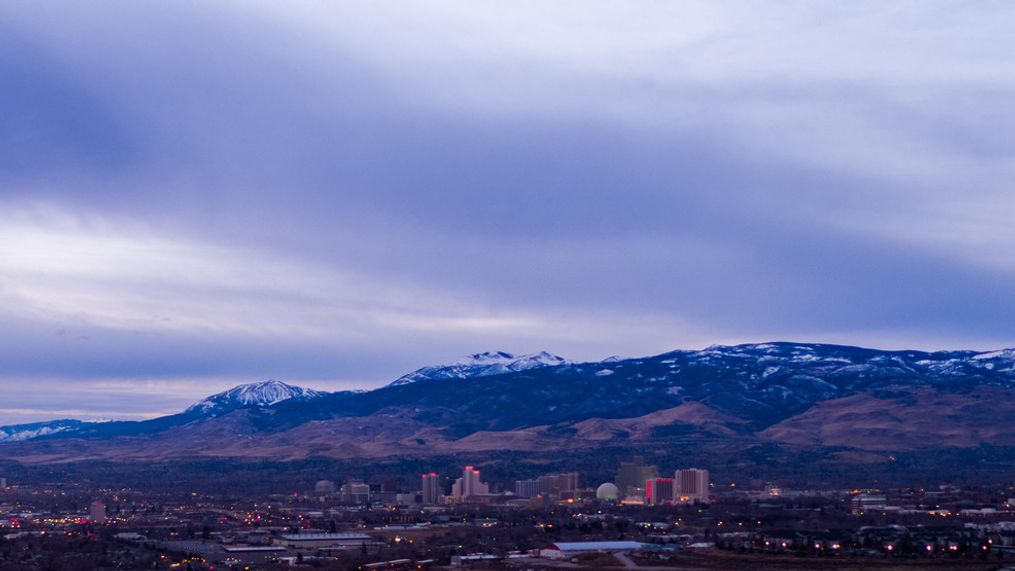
[421, 472, 441, 505]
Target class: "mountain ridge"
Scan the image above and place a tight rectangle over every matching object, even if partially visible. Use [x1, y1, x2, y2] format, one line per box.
[1, 342, 1013, 465]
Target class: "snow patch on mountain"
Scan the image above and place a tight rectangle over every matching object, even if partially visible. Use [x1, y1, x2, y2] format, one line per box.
[973, 349, 1015, 361]
[389, 351, 571, 386]
[0, 419, 96, 443]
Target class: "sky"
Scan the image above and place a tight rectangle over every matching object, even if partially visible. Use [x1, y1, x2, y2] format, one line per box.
[2, 1, 1015, 424]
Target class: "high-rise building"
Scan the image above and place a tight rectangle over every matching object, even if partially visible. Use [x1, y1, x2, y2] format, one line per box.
[514, 479, 539, 497]
[422, 472, 441, 505]
[340, 481, 371, 504]
[89, 500, 107, 522]
[537, 472, 579, 497]
[675, 468, 710, 503]
[646, 478, 674, 505]
[0, 477, 6, 489]
[451, 465, 489, 498]
[616, 457, 658, 497]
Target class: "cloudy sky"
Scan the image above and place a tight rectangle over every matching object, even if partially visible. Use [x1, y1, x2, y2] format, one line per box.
[2, 1, 1014, 423]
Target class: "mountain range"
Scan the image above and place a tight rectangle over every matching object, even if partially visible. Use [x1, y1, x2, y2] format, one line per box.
[1, 343, 1013, 467]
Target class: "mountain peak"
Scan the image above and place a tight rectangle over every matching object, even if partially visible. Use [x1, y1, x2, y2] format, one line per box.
[389, 351, 571, 386]
[186, 380, 324, 414]
[457, 351, 517, 364]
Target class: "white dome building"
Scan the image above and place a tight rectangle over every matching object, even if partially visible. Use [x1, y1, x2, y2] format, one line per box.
[596, 482, 621, 501]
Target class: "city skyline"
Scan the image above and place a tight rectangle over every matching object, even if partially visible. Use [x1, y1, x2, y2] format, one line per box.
[4, 455, 1010, 568]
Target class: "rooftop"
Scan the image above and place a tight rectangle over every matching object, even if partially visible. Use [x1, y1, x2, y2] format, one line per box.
[550, 541, 644, 551]
[279, 533, 371, 541]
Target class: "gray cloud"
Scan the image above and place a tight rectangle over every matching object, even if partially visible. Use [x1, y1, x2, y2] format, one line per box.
[1, 1, 1014, 422]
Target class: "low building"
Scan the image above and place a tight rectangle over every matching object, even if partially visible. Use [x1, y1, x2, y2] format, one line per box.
[275, 532, 372, 550]
[451, 554, 500, 566]
[222, 545, 286, 554]
[851, 493, 887, 514]
[540, 541, 645, 559]
[363, 558, 432, 570]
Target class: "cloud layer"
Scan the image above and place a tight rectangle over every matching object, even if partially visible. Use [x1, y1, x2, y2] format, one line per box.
[1, 1, 1014, 422]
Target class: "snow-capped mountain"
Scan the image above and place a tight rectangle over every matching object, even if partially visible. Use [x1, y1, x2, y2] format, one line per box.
[3, 343, 1015, 462]
[388, 351, 571, 386]
[186, 380, 324, 415]
[0, 419, 95, 443]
